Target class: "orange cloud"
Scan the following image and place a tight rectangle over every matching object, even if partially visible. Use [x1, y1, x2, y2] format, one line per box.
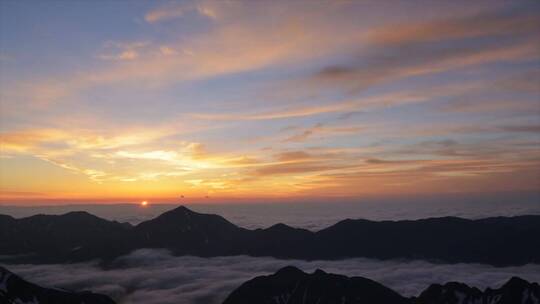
[145, 1, 218, 23]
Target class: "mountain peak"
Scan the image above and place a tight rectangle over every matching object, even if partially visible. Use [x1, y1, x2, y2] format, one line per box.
[266, 223, 294, 231]
[147, 205, 197, 222]
[174, 205, 192, 211]
[62, 210, 99, 219]
[0, 214, 15, 223]
[313, 269, 327, 275]
[23, 211, 107, 223]
[418, 276, 540, 304]
[504, 276, 529, 287]
[274, 266, 305, 277]
[501, 276, 537, 292]
[225, 268, 540, 304]
[223, 266, 409, 304]
[133, 204, 244, 251]
[64, 210, 92, 216]
[167, 205, 195, 215]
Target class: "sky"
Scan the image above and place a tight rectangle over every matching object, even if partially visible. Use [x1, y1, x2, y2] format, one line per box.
[0, 0, 539, 204]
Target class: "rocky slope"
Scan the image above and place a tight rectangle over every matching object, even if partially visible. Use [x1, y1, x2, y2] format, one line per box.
[223, 266, 540, 304]
[0, 266, 115, 304]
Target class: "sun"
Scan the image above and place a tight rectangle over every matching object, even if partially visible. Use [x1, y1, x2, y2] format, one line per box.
[141, 200, 148, 206]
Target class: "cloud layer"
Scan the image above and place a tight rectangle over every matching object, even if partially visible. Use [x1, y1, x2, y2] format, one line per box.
[5, 249, 540, 304]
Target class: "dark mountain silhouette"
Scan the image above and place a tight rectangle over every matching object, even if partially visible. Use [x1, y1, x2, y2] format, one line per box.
[415, 276, 540, 304]
[0, 211, 133, 263]
[133, 206, 249, 256]
[0, 266, 115, 304]
[1, 206, 539, 265]
[223, 266, 540, 304]
[245, 223, 314, 258]
[222, 266, 409, 304]
[312, 215, 540, 265]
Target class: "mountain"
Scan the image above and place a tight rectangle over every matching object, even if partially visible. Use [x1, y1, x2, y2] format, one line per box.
[0, 266, 115, 304]
[415, 276, 540, 304]
[132, 207, 313, 257]
[222, 266, 409, 304]
[0, 211, 132, 263]
[223, 266, 540, 304]
[245, 224, 314, 258]
[312, 215, 540, 265]
[133, 206, 249, 256]
[1, 206, 539, 265]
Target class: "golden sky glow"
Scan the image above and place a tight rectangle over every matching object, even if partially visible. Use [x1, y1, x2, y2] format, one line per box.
[0, 0, 539, 204]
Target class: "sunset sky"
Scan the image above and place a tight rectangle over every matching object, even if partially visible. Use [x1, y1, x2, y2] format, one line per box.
[0, 0, 539, 204]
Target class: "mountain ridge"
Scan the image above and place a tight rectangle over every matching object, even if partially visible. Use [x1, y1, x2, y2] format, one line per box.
[1, 205, 539, 265]
[0, 266, 115, 304]
[223, 266, 540, 304]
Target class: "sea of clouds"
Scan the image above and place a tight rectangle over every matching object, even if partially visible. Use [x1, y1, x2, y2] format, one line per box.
[5, 249, 540, 304]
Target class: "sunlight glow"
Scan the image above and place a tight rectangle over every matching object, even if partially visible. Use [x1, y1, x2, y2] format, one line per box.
[0, 0, 539, 203]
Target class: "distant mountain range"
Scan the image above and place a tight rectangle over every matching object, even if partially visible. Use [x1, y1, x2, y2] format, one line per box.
[0, 266, 115, 304]
[3, 264, 537, 304]
[1, 206, 539, 265]
[224, 266, 540, 304]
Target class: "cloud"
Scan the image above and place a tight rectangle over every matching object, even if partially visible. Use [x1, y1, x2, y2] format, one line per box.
[98, 41, 149, 61]
[189, 103, 357, 121]
[369, 6, 539, 46]
[189, 92, 413, 122]
[1, 1, 539, 200]
[99, 50, 139, 61]
[145, 4, 188, 23]
[308, 5, 540, 94]
[0, 127, 221, 184]
[440, 98, 540, 114]
[3, 0, 372, 108]
[190, 82, 487, 123]
[254, 162, 351, 177]
[312, 40, 538, 96]
[275, 151, 313, 162]
[499, 125, 540, 133]
[145, 2, 218, 23]
[282, 123, 363, 143]
[282, 124, 323, 142]
[0, 191, 46, 198]
[6, 1, 537, 122]
[159, 46, 178, 56]
[4, 249, 540, 304]
[117, 50, 138, 61]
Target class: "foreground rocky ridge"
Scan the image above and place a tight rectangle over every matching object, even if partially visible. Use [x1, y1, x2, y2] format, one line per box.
[0, 266, 115, 304]
[1, 206, 539, 265]
[224, 266, 540, 304]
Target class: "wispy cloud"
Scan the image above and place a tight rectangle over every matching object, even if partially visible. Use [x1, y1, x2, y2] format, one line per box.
[145, 1, 218, 23]
[282, 123, 363, 143]
[288, 5, 540, 109]
[500, 124, 540, 133]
